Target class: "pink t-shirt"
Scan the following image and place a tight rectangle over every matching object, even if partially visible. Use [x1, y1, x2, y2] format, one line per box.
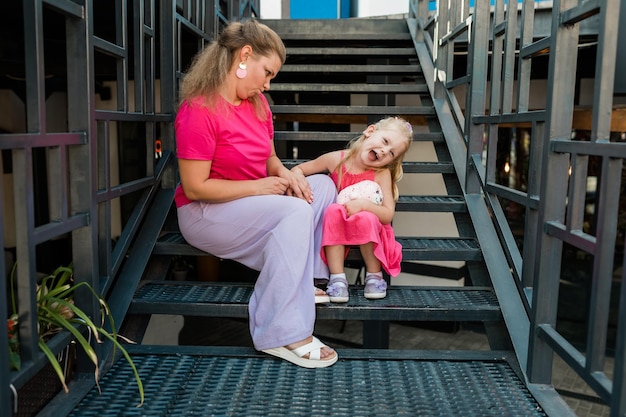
[174, 94, 274, 207]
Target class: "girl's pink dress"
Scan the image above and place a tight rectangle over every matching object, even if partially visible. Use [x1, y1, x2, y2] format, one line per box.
[321, 166, 402, 276]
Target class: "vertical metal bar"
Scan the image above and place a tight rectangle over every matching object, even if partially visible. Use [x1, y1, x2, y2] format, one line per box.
[144, 0, 155, 115]
[12, 147, 39, 362]
[517, 0, 543, 292]
[432, 0, 449, 101]
[465, 0, 490, 195]
[97, 121, 112, 278]
[46, 145, 65, 222]
[489, 0, 504, 116]
[17, 0, 45, 364]
[521, 121, 544, 289]
[528, 0, 580, 384]
[485, 123, 500, 188]
[612, 245, 626, 416]
[207, 0, 217, 38]
[116, 0, 129, 112]
[66, 0, 101, 362]
[565, 153, 588, 232]
[160, 0, 178, 189]
[589, 0, 620, 144]
[586, 157, 622, 373]
[134, 0, 145, 112]
[0, 155, 11, 417]
[516, 0, 535, 113]
[501, 0, 517, 114]
[23, 0, 46, 133]
[144, 2, 156, 178]
[362, 321, 390, 349]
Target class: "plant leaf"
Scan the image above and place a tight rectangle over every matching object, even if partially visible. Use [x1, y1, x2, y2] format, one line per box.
[38, 307, 99, 368]
[38, 340, 69, 393]
[42, 297, 102, 344]
[97, 329, 144, 407]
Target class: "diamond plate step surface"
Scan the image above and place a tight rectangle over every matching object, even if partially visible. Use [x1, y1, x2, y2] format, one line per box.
[130, 281, 501, 321]
[67, 347, 547, 417]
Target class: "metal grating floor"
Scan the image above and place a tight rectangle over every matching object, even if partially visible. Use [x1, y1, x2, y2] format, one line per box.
[130, 282, 501, 321]
[68, 348, 546, 417]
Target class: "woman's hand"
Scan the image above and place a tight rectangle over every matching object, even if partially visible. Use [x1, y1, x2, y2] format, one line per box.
[257, 176, 290, 196]
[286, 168, 314, 203]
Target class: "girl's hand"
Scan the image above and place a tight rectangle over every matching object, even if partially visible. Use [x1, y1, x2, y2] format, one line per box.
[342, 199, 369, 217]
[257, 176, 290, 195]
[286, 168, 314, 203]
[343, 198, 395, 224]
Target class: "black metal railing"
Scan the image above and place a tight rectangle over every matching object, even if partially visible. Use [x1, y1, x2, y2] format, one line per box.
[0, 1, 258, 416]
[409, 0, 626, 414]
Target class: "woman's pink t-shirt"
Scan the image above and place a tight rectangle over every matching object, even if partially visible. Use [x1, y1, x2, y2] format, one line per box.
[174, 95, 274, 207]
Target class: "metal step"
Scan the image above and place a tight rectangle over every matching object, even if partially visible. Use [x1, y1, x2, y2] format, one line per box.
[279, 63, 420, 73]
[273, 130, 442, 142]
[64, 347, 551, 417]
[280, 159, 454, 174]
[286, 47, 417, 56]
[276, 32, 412, 41]
[129, 281, 500, 322]
[396, 195, 467, 212]
[263, 18, 411, 35]
[153, 233, 481, 262]
[269, 83, 428, 93]
[270, 104, 436, 116]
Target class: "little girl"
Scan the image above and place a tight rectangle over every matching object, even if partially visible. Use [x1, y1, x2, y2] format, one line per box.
[291, 116, 413, 302]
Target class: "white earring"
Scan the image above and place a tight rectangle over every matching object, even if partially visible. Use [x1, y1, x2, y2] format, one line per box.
[236, 61, 247, 79]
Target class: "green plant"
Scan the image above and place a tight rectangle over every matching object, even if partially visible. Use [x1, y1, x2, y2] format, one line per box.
[7, 313, 20, 371]
[8, 264, 144, 406]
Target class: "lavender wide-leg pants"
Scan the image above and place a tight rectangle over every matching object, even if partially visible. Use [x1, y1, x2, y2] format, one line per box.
[176, 174, 336, 350]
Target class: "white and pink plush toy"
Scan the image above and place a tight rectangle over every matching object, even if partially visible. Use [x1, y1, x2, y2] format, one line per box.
[336, 180, 383, 205]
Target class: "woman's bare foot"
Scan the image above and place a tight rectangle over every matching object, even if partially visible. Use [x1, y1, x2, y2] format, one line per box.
[315, 287, 330, 304]
[315, 287, 327, 297]
[262, 336, 338, 368]
[286, 336, 336, 360]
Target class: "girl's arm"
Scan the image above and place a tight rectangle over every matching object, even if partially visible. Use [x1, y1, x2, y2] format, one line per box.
[178, 157, 289, 203]
[291, 151, 342, 176]
[343, 170, 396, 224]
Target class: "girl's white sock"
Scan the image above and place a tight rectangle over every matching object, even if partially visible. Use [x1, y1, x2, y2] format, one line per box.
[330, 273, 347, 281]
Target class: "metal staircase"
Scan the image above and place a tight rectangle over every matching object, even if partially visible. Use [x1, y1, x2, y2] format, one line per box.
[3, 1, 625, 416]
[46, 17, 570, 417]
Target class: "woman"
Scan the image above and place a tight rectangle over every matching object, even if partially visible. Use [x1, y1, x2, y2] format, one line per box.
[174, 19, 338, 368]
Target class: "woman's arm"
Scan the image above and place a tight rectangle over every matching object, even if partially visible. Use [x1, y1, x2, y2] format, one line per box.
[178, 158, 289, 203]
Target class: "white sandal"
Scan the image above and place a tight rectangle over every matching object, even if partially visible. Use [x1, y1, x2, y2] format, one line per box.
[262, 336, 338, 368]
[315, 286, 330, 304]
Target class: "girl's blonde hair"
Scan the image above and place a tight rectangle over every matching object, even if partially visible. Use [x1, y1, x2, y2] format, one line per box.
[178, 19, 286, 119]
[337, 116, 413, 201]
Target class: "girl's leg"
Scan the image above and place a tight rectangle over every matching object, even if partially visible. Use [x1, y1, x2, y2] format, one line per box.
[359, 242, 382, 273]
[324, 244, 349, 303]
[360, 243, 387, 300]
[325, 244, 346, 274]
[177, 196, 333, 358]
